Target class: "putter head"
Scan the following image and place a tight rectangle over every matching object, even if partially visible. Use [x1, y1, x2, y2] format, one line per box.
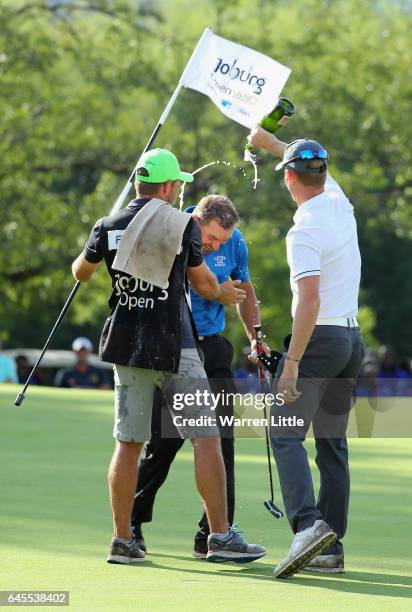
[264, 499, 283, 519]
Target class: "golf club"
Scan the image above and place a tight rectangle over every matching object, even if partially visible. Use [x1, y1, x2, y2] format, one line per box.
[12, 30, 217, 409]
[14, 282, 81, 406]
[254, 325, 283, 519]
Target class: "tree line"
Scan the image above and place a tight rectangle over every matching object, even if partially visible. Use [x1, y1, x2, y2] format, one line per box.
[1, 0, 411, 357]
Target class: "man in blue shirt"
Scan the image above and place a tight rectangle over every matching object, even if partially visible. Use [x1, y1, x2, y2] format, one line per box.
[189, 207, 250, 336]
[131, 194, 269, 557]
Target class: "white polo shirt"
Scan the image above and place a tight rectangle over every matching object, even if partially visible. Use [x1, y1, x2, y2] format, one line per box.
[286, 174, 361, 319]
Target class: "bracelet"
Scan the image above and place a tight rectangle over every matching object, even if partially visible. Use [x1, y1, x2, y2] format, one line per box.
[285, 355, 301, 363]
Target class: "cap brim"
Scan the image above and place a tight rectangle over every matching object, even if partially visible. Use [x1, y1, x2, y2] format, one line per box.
[179, 171, 194, 183]
[275, 159, 328, 173]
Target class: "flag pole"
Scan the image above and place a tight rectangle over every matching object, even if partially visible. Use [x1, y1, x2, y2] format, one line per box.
[110, 26, 212, 214]
[14, 27, 212, 407]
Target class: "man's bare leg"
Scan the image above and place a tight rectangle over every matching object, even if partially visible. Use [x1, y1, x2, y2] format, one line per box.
[108, 440, 144, 540]
[191, 435, 266, 563]
[191, 436, 229, 534]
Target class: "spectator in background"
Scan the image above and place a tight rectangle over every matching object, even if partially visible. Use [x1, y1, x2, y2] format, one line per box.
[0, 340, 18, 384]
[355, 345, 412, 435]
[377, 345, 411, 396]
[55, 337, 109, 389]
[234, 346, 260, 393]
[378, 345, 410, 378]
[398, 357, 412, 378]
[15, 354, 44, 386]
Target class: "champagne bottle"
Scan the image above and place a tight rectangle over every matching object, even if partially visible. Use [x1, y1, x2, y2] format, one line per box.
[245, 97, 296, 157]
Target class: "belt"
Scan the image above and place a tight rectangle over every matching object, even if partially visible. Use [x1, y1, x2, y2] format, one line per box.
[316, 317, 359, 328]
[198, 333, 222, 341]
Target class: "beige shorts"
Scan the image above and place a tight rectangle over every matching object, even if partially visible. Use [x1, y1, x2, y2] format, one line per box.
[113, 348, 219, 442]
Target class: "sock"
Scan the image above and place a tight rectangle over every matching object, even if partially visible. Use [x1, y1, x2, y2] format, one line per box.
[114, 537, 133, 545]
[211, 528, 231, 540]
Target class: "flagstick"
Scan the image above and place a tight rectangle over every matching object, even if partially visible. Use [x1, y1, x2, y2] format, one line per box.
[111, 26, 212, 215]
[14, 27, 212, 407]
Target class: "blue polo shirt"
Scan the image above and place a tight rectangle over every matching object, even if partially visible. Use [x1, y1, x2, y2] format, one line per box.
[186, 207, 250, 336]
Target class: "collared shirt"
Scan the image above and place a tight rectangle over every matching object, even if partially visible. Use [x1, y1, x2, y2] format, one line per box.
[286, 174, 361, 319]
[190, 227, 250, 336]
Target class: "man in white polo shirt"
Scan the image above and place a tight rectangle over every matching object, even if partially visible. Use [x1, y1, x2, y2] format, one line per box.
[248, 129, 365, 579]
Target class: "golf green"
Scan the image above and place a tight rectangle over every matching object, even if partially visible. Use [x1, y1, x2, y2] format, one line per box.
[1, 386, 411, 611]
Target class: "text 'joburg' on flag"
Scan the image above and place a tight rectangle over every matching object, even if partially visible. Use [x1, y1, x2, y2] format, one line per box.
[181, 28, 291, 129]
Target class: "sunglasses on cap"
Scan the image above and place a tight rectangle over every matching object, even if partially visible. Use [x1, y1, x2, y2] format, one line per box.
[289, 148, 328, 162]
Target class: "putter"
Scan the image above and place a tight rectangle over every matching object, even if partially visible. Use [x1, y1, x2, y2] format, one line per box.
[254, 325, 283, 519]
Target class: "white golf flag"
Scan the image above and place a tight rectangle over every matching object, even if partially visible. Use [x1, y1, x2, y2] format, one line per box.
[181, 28, 291, 129]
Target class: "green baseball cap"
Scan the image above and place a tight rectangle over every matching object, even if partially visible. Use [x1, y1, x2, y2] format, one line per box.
[134, 148, 194, 184]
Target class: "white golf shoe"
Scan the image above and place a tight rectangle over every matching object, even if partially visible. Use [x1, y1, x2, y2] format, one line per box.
[274, 520, 337, 579]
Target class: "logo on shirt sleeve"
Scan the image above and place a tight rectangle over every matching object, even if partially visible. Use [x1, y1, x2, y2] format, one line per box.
[108, 230, 125, 251]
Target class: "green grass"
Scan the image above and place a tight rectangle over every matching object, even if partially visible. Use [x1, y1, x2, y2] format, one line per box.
[1, 385, 411, 611]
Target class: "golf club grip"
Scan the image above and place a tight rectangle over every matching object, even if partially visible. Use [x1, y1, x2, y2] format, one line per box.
[15, 393, 25, 406]
[253, 325, 266, 381]
[253, 324, 264, 353]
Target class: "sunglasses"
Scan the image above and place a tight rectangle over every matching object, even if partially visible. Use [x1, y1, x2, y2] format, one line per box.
[290, 148, 329, 162]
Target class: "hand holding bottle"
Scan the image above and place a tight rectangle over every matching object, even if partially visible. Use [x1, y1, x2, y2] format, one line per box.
[244, 97, 295, 159]
[247, 126, 287, 157]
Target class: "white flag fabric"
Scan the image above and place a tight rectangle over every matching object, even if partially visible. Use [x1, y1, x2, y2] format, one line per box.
[181, 28, 291, 129]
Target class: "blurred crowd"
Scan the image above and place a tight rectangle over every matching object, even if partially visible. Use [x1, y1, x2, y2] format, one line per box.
[233, 344, 412, 397]
[0, 337, 111, 389]
[356, 345, 412, 397]
[1, 339, 411, 396]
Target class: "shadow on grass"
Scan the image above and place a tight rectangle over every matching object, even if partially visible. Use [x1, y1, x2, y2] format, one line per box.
[148, 554, 412, 598]
[294, 570, 412, 599]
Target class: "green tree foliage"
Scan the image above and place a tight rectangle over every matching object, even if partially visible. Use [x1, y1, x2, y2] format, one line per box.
[0, 0, 411, 356]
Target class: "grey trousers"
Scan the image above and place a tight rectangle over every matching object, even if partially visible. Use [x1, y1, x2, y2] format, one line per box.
[271, 325, 365, 554]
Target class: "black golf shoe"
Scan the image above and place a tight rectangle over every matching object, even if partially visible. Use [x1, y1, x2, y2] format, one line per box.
[192, 532, 208, 559]
[131, 523, 147, 553]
